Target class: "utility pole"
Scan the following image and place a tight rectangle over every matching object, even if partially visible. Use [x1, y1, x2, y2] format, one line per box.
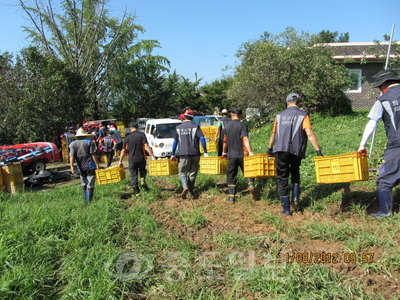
[369, 24, 396, 159]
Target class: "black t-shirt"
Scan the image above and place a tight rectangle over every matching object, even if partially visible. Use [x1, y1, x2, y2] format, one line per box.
[222, 119, 248, 159]
[122, 131, 148, 163]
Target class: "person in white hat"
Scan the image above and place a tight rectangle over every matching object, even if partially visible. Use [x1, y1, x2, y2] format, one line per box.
[215, 109, 231, 156]
[69, 127, 100, 203]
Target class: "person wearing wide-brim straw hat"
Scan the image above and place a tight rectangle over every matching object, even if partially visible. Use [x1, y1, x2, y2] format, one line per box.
[69, 127, 100, 204]
[358, 69, 400, 218]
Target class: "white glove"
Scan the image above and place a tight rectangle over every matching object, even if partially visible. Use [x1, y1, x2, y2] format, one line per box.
[358, 146, 365, 152]
[249, 152, 254, 156]
[203, 153, 209, 157]
[152, 156, 156, 160]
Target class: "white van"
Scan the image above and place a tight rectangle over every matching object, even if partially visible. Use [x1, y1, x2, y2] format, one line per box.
[137, 117, 154, 132]
[144, 118, 182, 158]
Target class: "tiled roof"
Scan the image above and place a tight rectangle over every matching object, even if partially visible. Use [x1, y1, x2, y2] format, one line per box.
[316, 42, 396, 61]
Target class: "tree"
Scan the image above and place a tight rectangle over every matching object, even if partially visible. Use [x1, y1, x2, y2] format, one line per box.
[311, 30, 350, 44]
[227, 27, 352, 117]
[373, 35, 400, 69]
[0, 47, 86, 144]
[198, 78, 233, 114]
[111, 54, 171, 123]
[19, 0, 158, 119]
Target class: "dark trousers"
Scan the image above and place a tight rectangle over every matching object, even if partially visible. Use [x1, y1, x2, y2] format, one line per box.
[276, 152, 302, 196]
[217, 138, 223, 156]
[227, 157, 244, 185]
[377, 147, 400, 190]
[104, 151, 114, 168]
[129, 160, 147, 188]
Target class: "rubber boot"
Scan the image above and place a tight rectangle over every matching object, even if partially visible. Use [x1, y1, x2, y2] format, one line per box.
[82, 188, 88, 202]
[292, 184, 300, 206]
[226, 185, 236, 203]
[140, 177, 149, 191]
[281, 196, 291, 215]
[133, 185, 141, 200]
[187, 178, 195, 199]
[247, 179, 259, 200]
[86, 188, 94, 204]
[371, 189, 392, 218]
[180, 176, 189, 199]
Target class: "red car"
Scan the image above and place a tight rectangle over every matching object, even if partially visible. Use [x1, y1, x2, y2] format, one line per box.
[0, 142, 60, 172]
[82, 119, 116, 131]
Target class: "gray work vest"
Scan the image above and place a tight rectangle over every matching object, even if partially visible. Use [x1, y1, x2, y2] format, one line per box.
[274, 106, 308, 158]
[379, 85, 400, 149]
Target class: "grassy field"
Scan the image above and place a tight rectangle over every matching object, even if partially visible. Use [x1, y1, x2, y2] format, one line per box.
[0, 110, 399, 299]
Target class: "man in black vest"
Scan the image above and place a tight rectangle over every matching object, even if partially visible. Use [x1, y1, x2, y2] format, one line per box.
[268, 93, 322, 215]
[358, 69, 400, 218]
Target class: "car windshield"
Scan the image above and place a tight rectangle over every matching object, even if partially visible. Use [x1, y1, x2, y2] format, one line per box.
[155, 123, 179, 138]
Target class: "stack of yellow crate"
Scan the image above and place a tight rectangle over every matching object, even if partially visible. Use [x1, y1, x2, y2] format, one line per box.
[201, 126, 218, 141]
[61, 137, 68, 162]
[199, 125, 218, 153]
[1, 163, 24, 194]
[116, 121, 126, 138]
[96, 165, 125, 185]
[243, 154, 276, 178]
[314, 152, 369, 184]
[200, 141, 218, 153]
[149, 160, 178, 176]
[0, 169, 4, 193]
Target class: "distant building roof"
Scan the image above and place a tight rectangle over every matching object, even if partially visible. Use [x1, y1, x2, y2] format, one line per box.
[316, 42, 396, 62]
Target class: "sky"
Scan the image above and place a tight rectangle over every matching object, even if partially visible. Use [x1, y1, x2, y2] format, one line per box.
[0, 0, 398, 84]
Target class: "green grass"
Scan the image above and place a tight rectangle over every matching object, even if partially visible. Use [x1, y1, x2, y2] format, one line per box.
[0, 110, 399, 299]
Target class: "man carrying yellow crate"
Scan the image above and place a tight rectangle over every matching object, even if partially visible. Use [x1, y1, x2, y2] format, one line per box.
[358, 69, 400, 218]
[268, 93, 322, 215]
[222, 106, 257, 203]
[171, 110, 208, 199]
[119, 123, 155, 200]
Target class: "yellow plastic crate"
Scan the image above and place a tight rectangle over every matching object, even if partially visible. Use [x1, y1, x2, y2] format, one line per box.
[5, 183, 23, 194]
[149, 159, 178, 176]
[201, 126, 218, 140]
[200, 156, 228, 175]
[200, 141, 218, 153]
[1, 164, 24, 185]
[314, 152, 369, 184]
[244, 154, 276, 178]
[1, 163, 22, 175]
[62, 150, 69, 162]
[96, 166, 125, 185]
[99, 155, 108, 164]
[117, 125, 126, 137]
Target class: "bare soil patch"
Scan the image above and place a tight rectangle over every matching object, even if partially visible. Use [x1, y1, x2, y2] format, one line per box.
[146, 177, 400, 299]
